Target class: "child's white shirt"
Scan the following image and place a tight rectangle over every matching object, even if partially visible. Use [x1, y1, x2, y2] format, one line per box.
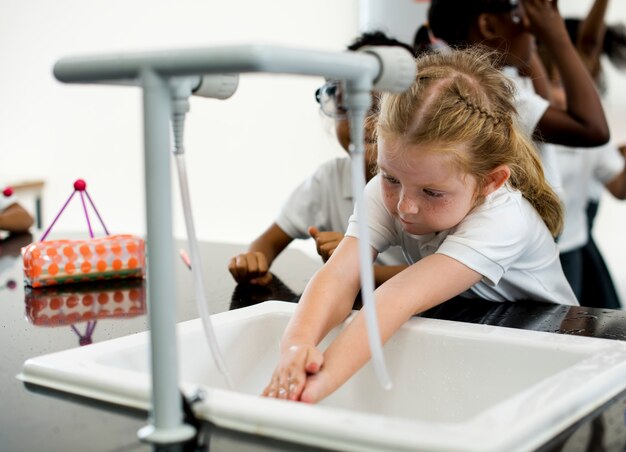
[556, 142, 624, 252]
[346, 175, 578, 305]
[501, 66, 564, 201]
[276, 157, 405, 266]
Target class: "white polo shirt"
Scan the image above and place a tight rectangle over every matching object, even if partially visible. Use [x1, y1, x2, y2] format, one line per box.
[346, 175, 578, 305]
[501, 66, 564, 202]
[556, 142, 624, 252]
[276, 157, 405, 266]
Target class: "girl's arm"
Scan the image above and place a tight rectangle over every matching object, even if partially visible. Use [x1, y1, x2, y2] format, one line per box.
[228, 223, 293, 285]
[281, 237, 363, 348]
[247, 223, 293, 263]
[263, 236, 366, 400]
[300, 253, 482, 403]
[576, 0, 609, 78]
[525, 43, 553, 102]
[373, 264, 409, 286]
[307, 227, 408, 286]
[604, 145, 626, 199]
[523, 0, 609, 146]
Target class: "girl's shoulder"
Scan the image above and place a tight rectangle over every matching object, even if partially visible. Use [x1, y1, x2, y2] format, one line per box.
[459, 186, 533, 235]
[477, 185, 524, 212]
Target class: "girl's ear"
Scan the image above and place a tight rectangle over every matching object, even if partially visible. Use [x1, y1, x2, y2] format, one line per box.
[481, 164, 511, 196]
[476, 13, 499, 40]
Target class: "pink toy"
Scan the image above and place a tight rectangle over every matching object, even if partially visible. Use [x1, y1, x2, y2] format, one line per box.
[22, 180, 145, 287]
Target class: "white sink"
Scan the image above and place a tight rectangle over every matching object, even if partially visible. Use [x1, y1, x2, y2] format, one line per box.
[19, 300, 626, 452]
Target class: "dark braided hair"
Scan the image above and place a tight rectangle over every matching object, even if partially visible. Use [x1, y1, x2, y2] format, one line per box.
[347, 30, 416, 55]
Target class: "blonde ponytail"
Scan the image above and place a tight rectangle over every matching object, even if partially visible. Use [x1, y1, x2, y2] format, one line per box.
[377, 47, 564, 237]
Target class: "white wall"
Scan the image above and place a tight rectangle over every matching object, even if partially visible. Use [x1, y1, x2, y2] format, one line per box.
[0, 0, 358, 247]
[359, 0, 429, 44]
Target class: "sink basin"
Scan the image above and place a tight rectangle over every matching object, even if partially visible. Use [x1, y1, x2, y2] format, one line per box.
[19, 300, 626, 451]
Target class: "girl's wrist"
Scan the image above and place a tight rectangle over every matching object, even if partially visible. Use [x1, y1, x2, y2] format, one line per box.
[536, 24, 570, 49]
[279, 340, 315, 354]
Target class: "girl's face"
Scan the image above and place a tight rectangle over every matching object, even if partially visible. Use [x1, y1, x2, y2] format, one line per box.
[377, 136, 480, 236]
[504, 4, 534, 67]
[484, 4, 534, 69]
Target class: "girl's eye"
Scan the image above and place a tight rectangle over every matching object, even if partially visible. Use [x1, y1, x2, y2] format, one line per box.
[423, 188, 444, 198]
[382, 174, 399, 185]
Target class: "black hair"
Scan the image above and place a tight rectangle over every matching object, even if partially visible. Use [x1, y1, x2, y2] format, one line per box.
[413, 24, 433, 55]
[425, 0, 518, 48]
[347, 30, 416, 56]
[564, 18, 626, 70]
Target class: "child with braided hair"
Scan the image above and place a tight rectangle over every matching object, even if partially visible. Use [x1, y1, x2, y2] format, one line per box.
[228, 31, 411, 287]
[262, 48, 578, 404]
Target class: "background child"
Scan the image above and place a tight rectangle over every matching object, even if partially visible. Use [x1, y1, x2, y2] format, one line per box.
[552, 141, 626, 305]
[538, 0, 626, 307]
[0, 186, 34, 233]
[416, 0, 610, 200]
[262, 48, 578, 404]
[228, 31, 412, 286]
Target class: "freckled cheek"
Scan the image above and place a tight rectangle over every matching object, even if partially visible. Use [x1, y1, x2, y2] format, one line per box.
[429, 200, 467, 227]
[382, 191, 399, 215]
[418, 199, 450, 222]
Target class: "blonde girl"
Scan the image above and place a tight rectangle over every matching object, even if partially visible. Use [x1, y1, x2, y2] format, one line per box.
[263, 48, 578, 405]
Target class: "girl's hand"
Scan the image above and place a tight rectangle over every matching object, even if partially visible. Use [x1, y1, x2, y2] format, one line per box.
[300, 369, 335, 404]
[521, 0, 564, 41]
[262, 344, 324, 401]
[308, 226, 344, 262]
[228, 251, 273, 285]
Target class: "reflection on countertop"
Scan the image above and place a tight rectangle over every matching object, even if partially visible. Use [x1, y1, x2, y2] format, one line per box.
[2, 235, 626, 451]
[24, 279, 146, 346]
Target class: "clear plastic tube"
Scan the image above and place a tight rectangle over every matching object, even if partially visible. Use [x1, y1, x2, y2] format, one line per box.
[174, 152, 234, 390]
[347, 98, 392, 390]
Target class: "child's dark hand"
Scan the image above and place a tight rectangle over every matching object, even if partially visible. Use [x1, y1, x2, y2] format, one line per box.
[521, 0, 564, 41]
[228, 251, 273, 285]
[308, 226, 344, 262]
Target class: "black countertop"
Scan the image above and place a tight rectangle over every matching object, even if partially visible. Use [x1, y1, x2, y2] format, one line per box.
[2, 231, 626, 452]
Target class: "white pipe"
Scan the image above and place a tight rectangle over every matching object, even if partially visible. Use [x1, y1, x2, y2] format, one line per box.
[53, 43, 415, 443]
[53, 45, 380, 86]
[136, 69, 196, 444]
[344, 75, 392, 390]
[170, 77, 235, 390]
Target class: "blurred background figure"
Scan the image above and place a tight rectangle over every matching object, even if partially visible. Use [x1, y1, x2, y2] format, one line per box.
[228, 31, 414, 287]
[0, 185, 34, 234]
[537, 0, 626, 307]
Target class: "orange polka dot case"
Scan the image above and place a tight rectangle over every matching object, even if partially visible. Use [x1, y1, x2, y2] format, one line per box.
[22, 234, 145, 288]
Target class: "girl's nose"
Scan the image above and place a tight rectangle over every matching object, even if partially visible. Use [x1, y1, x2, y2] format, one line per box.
[397, 191, 419, 215]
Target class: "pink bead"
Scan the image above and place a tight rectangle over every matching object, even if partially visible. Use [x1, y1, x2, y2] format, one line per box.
[2, 187, 13, 197]
[73, 179, 87, 191]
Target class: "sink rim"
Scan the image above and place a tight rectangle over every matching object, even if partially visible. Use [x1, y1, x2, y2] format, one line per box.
[18, 300, 626, 452]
